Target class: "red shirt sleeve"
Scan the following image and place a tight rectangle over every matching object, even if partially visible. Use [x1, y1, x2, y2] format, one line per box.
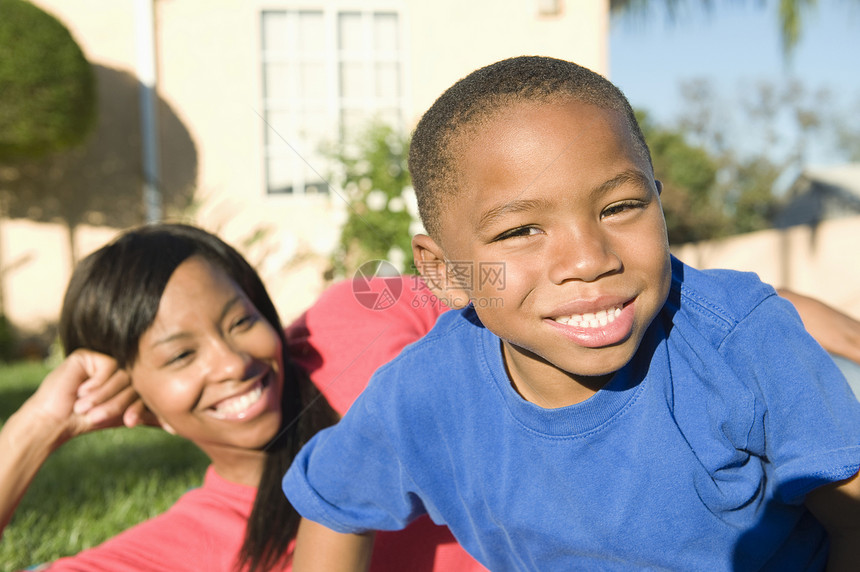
[286, 275, 448, 416]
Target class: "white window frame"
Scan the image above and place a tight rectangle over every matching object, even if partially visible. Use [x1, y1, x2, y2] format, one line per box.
[260, 3, 409, 196]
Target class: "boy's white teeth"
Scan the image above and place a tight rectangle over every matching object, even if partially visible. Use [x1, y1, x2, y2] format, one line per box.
[554, 306, 622, 328]
[212, 382, 263, 419]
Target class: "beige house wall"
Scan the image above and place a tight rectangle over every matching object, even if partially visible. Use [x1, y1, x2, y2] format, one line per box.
[6, 0, 609, 337]
[406, 0, 609, 122]
[1, 221, 119, 335]
[672, 215, 860, 320]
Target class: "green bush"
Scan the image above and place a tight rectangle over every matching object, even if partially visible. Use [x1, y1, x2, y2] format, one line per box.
[327, 122, 418, 278]
[0, 0, 96, 159]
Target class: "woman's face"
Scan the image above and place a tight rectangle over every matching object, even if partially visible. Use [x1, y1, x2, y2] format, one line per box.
[129, 256, 284, 476]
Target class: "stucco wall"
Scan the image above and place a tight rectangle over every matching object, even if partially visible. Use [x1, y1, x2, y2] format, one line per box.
[0, 220, 118, 335]
[672, 215, 860, 319]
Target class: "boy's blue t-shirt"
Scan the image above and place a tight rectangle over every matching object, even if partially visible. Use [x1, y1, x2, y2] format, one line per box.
[283, 258, 860, 571]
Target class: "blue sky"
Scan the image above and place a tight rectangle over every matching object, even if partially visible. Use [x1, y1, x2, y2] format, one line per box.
[609, 0, 860, 166]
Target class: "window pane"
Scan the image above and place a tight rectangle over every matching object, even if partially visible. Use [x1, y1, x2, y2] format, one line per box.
[303, 159, 328, 194]
[340, 62, 366, 99]
[264, 110, 293, 148]
[267, 154, 295, 194]
[300, 62, 326, 100]
[340, 108, 369, 139]
[297, 11, 325, 53]
[261, 11, 289, 53]
[264, 62, 292, 101]
[297, 109, 329, 138]
[373, 13, 398, 52]
[338, 12, 363, 51]
[375, 108, 402, 130]
[375, 62, 399, 99]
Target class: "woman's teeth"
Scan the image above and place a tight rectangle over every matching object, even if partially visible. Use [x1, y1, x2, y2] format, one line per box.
[212, 381, 263, 419]
[554, 306, 622, 328]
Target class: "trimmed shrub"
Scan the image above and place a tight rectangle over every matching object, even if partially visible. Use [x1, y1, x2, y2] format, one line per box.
[0, 0, 96, 160]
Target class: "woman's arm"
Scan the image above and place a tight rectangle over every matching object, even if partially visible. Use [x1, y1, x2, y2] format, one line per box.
[778, 289, 860, 365]
[292, 518, 375, 572]
[0, 350, 138, 535]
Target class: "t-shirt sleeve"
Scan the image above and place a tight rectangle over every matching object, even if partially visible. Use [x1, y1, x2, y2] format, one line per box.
[283, 384, 426, 534]
[723, 293, 860, 503]
[285, 275, 447, 416]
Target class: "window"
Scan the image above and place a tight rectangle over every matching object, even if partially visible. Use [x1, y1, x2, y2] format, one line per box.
[261, 8, 405, 195]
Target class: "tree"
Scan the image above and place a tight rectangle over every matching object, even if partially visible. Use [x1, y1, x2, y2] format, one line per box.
[0, 0, 97, 321]
[0, 0, 96, 159]
[833, 95, 860, 162]
[327, 122, 416, 279]
[637, 110, 729, 244]
[677, 77, 833, 202]
[640, 74, 858, 245]
[609, 0, 847, 57]
[639, 104, 789, 244]
[0, 65, 198, 265]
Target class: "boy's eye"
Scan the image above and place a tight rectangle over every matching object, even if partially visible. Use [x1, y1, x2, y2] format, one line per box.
[601, 200, 644, 219]
[494, 225, 541, 241]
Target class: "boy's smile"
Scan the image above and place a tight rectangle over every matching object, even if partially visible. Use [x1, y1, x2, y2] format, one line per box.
[414, 100, 672, 408]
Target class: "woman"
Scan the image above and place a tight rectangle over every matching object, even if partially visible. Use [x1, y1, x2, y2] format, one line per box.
[0, 223, 482, 571]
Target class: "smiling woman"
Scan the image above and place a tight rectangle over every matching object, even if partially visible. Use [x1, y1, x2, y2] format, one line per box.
[127, 257, 286, 486]
[0, 223, 485, 571]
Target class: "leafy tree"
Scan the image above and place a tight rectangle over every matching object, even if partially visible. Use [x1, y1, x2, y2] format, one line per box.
[610, 0, 851, 56]
[327, 122, 416, 278]
[0, 0, 96, 159]
[0, 0, 97, 320]
[637, 110, 730, 243]
[726, 156, 782, 233]
[833, 95, 860, 162]
[676, 77, 839, 226]
[0, 65, 197, 266]
[639, 105, 786, 244]
[641, 69, 860, 245]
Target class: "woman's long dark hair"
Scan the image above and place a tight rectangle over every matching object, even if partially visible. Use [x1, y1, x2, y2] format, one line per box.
[59, 223, 338, 571]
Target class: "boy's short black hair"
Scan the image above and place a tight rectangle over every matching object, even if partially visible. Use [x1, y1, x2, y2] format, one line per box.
[408, 55, 652, 239]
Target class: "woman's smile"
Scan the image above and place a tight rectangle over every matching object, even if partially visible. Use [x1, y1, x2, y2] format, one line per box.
[208, 374, 276, 420]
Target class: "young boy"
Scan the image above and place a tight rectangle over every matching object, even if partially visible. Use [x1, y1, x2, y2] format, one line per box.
[283, 56, 860, 571]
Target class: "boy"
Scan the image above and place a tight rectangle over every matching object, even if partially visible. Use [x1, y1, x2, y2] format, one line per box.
[283, 56, 860, 570]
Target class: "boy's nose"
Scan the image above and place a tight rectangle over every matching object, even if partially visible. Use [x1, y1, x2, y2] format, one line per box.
[548, 226, 621, 284]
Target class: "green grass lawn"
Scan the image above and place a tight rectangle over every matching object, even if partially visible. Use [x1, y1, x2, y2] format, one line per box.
[0, 361, 209, 570]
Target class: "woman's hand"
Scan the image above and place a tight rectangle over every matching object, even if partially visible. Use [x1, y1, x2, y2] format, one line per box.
[778, 289, 860, 366]
[23, 350, 138, 447]
[1, 350, 136, 534]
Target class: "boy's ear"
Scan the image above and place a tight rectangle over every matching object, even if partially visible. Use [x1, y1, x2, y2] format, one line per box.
[411, 234, 471, 309]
